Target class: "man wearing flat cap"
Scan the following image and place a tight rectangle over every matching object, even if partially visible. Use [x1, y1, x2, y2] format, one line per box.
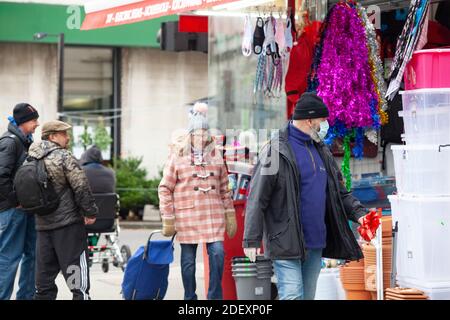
[28, 120, 98, 300]
[0, 103, 40, 300]
[243, 92, 371, 300]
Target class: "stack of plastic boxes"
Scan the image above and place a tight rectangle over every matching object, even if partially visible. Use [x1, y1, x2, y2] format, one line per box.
[388, 49, 450, 299]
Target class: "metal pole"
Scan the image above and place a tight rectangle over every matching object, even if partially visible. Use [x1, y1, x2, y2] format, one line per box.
[112, 48, 121, 170]
[57, 33, 65, 117]
[390, 221, 398, 288]
[374, 224, 384, 300]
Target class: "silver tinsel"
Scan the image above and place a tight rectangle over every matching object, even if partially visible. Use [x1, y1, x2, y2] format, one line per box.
[357, 4, 389, 113]
[364, 128, 378, 145]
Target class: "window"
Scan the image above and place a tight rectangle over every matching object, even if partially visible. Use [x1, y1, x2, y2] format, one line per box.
[61, 46, 121, 161]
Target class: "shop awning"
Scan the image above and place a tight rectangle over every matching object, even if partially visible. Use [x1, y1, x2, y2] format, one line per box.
[81, 0, 242, 30]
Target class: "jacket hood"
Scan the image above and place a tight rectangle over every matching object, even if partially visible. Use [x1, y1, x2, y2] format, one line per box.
[7, 122, 29, 145]
[80, 145, 103, 165]
[28, 140, 61, 159]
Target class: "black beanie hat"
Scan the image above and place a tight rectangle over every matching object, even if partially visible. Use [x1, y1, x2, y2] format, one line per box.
[13, 103, 39, 125]
[292, 92, 329, 120]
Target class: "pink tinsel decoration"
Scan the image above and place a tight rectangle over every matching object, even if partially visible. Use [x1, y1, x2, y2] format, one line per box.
[316, 4, 379, 129]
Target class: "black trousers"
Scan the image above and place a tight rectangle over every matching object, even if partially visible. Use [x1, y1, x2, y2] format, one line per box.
[34, 222, 91, 300]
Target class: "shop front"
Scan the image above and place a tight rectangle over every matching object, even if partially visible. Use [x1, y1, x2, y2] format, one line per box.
[79, 0, 450, 300]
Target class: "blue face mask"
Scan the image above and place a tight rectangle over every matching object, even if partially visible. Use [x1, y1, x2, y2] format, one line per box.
[310, 120, 329, 141]
[317, 120, 329, 140]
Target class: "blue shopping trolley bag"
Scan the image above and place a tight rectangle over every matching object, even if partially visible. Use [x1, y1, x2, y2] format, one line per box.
[122, 231, 175, 300]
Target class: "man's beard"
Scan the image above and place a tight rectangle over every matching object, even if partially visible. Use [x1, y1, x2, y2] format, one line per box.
[309, 127, 321, 143]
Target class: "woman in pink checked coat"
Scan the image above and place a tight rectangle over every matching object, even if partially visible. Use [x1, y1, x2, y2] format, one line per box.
[158, 103, 237, 300]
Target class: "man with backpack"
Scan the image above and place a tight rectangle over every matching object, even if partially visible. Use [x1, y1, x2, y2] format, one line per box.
[0, 103, 40, 300]
[24, 120, 98, 300]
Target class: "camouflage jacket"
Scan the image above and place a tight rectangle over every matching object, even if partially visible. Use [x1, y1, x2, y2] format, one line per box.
[28, 140, 98, 231]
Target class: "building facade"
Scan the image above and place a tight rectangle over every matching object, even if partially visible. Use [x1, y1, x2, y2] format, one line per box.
[0, 0, 208, 177]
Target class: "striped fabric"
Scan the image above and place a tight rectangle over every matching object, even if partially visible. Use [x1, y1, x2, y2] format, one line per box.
[158, 148, 235, 244]
[386, 0, 429, 99]
[388, 0, 419, 81]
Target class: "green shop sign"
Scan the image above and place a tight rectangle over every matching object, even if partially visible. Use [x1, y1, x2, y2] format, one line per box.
[0, 2, 178, 47]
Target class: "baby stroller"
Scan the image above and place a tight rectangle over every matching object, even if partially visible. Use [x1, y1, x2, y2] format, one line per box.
[85, 193, 132, 273]
[122, 230, 175, 300]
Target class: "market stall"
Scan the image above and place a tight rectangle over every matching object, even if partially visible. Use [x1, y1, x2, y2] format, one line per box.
[80, 0, 450, 300]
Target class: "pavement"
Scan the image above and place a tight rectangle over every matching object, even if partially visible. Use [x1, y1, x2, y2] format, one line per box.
[13, 227, 207, 300]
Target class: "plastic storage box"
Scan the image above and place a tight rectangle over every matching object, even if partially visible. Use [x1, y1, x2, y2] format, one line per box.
[400, 89, 450, 145]
[397, 276, 450, 300]
[391, 144, 450, 196]
[389, 195, 450, 283]
[315, 268, 346, 300]
[404, 49, 450, 90]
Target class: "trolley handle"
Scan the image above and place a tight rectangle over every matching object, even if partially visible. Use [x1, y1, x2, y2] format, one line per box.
[143, 230, 176, 260]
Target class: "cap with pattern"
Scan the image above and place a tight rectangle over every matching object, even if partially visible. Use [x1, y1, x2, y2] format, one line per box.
[41, 120, 72, 136]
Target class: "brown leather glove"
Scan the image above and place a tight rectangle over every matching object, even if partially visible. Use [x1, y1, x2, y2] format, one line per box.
[162, 216, 176, 237]
[225, 210, 237, 239]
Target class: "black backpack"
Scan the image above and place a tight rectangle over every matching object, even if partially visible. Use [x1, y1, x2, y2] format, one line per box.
[14, 149, 61, 216]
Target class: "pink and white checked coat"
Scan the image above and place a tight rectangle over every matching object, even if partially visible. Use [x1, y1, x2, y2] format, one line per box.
[158, 147, 235, 244]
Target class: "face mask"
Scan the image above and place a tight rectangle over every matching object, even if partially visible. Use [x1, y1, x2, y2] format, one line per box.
[310, 120, 329, 142]
[317, 120, 329, 140]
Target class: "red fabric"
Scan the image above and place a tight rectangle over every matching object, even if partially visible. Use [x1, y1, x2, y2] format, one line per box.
[423, 20, 450, 49]
[179, 15, 208, 33]
[203, 200, 246, 300]
[285, 21, 321, 119]
[357, 209, 381, 242]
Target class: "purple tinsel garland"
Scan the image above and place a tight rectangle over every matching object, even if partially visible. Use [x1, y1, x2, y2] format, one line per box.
[316, 4, 380, 132]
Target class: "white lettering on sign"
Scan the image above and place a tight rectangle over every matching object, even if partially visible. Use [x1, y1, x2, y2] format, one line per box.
[131, 8, 144, 19]
[172, 0, 203, 11]
[115, 10, 133, 22]
[106, 13, 115, 24]
[205, 0, 232, 3]
[144, 2, 170, 16]
[101, 0, 234, 26]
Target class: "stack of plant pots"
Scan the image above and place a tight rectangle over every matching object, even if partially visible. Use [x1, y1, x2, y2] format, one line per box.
[385, 287, 429, 300]
[339, 259, 371, 300]
[362, 216, 393, 299]
[362, 216, 392, 300]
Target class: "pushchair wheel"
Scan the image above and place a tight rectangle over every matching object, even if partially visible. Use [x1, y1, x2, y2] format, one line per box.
[102, 259, 109, 273]
[120, 245, 132, 271]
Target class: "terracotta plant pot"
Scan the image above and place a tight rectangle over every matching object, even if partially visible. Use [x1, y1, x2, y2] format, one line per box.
[364, 270, 392, 291]
[362, 244, 393, 269]
[346, 259, 365, 268]
[381, 216, 392, 237]
[346, 290, 372, 300]
[342, 283, 366, 291]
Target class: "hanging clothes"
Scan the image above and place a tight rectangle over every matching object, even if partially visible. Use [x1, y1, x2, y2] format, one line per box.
[285, 21, 321, 119]
[386, 0, 430, 99]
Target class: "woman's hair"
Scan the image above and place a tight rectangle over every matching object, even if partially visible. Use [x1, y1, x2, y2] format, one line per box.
[169, 130, 215, 157]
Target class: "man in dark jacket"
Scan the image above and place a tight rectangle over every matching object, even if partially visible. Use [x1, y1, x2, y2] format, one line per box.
[243, 93, 371, 300]
[0, 103, 39, 300]
[28, 120, 98, 300]
[80, 145, 116, 194]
